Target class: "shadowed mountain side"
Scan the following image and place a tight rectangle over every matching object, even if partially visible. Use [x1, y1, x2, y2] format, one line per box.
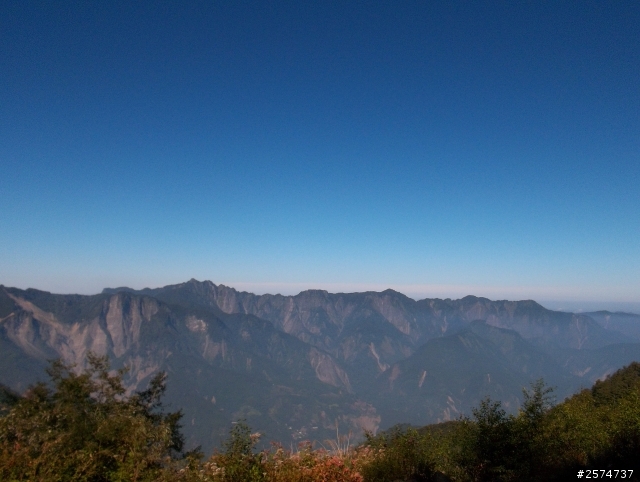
[105, 280, 426, 385]
[465, 320, 581, 391]
[157, 350, 374, 453]
[415, 296, 625, 349]
[0, 330, 49, 393]
[334, 310, 415, 392]
[0, 287, 374, 453]
[4, 281, 638, 452]
[107, 280, 624, 375]
[532, 342, 640, 386]
[372, 322, 582, 429]
[0, 289, 20, 319]
[218, 312, 353, 392]
[374, 329, 525, 428]
[586, 311, 640, 342]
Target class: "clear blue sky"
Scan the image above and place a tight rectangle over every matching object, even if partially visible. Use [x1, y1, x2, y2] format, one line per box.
[2, 1, 639, 308]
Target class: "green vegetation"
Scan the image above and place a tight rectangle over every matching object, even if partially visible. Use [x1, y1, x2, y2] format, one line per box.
[1, 357, 639, 481]
[0, 353, 196, 481]
[0, 384, 20, 417]
[360, 370, 640, 481]
[358, 426, 436, 481]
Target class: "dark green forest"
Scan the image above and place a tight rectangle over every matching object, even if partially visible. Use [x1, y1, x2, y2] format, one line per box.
[1, 356, 639, 481]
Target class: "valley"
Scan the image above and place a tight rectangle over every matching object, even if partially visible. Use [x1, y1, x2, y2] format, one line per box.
[1, 279, 638, 454]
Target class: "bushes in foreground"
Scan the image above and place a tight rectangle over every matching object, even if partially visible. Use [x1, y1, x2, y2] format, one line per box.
[1, 357, 640, 481]
[198, 421, 364, 482]
[0, 353, 189, 481]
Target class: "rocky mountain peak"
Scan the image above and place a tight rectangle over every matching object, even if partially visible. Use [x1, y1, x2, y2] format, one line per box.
[2, 280, 637, 453]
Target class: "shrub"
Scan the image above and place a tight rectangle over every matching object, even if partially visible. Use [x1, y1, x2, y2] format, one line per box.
[0, 353, 187, 481]
[357, 426, 435, 482]
[203, 428, 363, 482]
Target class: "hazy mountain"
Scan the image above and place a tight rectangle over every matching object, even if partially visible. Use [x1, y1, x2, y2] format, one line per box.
[107, 280, 621, 379]
[373, 321, 583, 428]
[1, 279, 637, 453]
[0, 286, 372, 453]
[585, 311, 640, 342]
[534, 342, 640, 385]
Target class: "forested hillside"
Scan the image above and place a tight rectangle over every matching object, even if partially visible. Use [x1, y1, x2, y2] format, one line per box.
[1, 357, 638, 481]
[2, 280, 639, 453]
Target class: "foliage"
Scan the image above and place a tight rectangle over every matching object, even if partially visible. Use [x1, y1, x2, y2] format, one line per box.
[358, 426, 435, 481]
[448, 379, 559, 481]
[445, 369, 640, 481]
[457, 397, 516, 481]
[201, 423, 363, 482]
[0, 384, 20, 417]
[260, 442, 363, 482]
[351, 371, 638, 481]
[0, 353, 190, 481]
[592, 361, 640, 406]
[213, 420, 264, 481]
[2, 358, 640, 481]
[542, 363, 640, 475]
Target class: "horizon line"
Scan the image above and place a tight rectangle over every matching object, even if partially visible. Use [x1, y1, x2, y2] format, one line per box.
[4, 279, 639, 314]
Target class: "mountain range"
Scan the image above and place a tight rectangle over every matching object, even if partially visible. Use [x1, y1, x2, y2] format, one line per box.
[1, 279, 639, 453]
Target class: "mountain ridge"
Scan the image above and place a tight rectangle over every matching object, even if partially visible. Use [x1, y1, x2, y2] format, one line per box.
[2, 280, 639, 453]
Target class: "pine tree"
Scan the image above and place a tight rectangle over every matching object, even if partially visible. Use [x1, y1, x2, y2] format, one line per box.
[0, 353, 188, 481]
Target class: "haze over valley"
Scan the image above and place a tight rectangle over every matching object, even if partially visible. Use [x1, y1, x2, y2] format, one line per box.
[1, 2, 639, 471]
[2, 279, 639, 453]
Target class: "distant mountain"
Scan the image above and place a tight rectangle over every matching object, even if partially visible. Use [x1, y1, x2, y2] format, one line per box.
[106, 280, 622, 382]
[373, 321, 583, 428]
[585, 310, 640, 342]
[1, 280, 638, 453]
[0, 286, 369, 453]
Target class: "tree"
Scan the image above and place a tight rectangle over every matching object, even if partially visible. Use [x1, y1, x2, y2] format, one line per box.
[0, 353, 188, 481]
[512, 379, 556, 480]
[468, 398, 516, 481]
[214, 420, 264, 482]
[360, 426, 435, 482]
[520, 379, 555, 424]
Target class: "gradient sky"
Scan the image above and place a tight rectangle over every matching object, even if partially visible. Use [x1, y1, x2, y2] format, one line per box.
[2, 1, 639, 308]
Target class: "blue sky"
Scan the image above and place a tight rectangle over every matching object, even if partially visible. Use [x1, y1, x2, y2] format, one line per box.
[1, 1, 639, 309]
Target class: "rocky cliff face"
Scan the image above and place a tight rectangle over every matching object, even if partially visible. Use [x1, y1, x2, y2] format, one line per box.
[0, 286, 372, 453]
[122, 281, 436, 389]
[140, 280, 619, 362]
[1, 290, 177, 390]
[586, 311, 640, 342]
[2, 280, 638, 453]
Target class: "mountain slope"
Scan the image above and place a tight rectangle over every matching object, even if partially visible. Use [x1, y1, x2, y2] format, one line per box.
[110, 280, 623, 385]
[2, 280, 637, 452]
[373, 321, 582, 427]
[585, 311, 640, 342]
[0, 286, 374, 453]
